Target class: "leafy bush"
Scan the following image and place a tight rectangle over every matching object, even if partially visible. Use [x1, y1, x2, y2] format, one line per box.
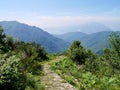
[52, 58, 120, 90]
[68, 40, 88, 64]
[110, 33, 120, 55]
[0, 55, 26, 90]
[0, 27, 48, 90]
[0, 26, 6, 52]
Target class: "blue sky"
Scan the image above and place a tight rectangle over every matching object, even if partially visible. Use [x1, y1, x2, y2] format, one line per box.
[0, 0, 120, 34]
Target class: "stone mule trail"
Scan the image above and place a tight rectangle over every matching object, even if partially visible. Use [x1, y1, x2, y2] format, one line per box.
[41, 56, 76, 90]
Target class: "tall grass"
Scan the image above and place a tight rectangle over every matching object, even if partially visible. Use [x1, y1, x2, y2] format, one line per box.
[51, 58, 120, 90]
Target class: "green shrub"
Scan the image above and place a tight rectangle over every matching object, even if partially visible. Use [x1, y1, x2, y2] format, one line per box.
[52, 58, 120, 90]
[68, 40, 88, 64]
[0, 55, 26, 90]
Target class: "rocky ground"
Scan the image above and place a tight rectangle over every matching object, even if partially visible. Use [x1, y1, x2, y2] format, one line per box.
[41, 56, 76, 90]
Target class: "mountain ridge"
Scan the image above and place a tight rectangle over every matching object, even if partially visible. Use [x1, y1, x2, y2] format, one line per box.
[0, 21, 69, 53]
[1, 21, 119, 54]
[56, 32, 87, 43]
[56, 31, 120, 54]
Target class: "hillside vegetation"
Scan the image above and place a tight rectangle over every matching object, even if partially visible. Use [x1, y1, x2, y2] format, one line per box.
[0, 21, 69, 53]
[52, 33, 120, 90]
[1, 21, 119, 55]
[57, 31, 120, 54]
[0, 26, 48, 90]
[1, 24, 120, 90]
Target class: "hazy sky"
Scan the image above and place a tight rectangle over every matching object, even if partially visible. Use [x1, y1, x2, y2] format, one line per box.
[0, 0, 120, 34]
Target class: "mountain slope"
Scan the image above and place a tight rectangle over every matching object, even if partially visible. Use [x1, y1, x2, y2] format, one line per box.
[80, 31, 113, 53]
[56, 32, 87, 43]
[0, 21, 69, 53]
[56, 31, 119, 54]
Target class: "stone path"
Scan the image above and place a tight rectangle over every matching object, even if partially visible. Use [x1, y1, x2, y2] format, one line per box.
[41, 56, 76, 90]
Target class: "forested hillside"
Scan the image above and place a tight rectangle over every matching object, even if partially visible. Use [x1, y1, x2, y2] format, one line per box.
[57, 31, 120, 54]
[1, 21, 119, 54]
[0, 21, 69, 53]
[56, 32, 87, 43]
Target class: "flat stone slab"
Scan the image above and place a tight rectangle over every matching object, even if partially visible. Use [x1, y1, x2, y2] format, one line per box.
[41, 56, 76, 90]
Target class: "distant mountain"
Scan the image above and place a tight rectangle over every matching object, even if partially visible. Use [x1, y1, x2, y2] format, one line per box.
[79, 22, 112, 34]
[56, 31, 120, 54]
[56, 32, 87, 43]
[49, 22, 112, 34]
[80, 31, 113, 54]
[0, 21, 69, 53]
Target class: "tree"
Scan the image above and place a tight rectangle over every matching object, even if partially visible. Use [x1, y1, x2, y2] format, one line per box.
[5, 36, 15, 50]
[68, 40, 87, 64]
[0, 55, 26, 90]
[103, 48, 120, 73]
[0, 26, 6, 52]
[17, 42, 48, 74]
[110, 32, 120, 55]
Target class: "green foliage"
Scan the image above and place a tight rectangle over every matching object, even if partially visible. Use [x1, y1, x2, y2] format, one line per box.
[52, 58, 120, 90]
[68, 40, 96, 65]
[1, 22, 120, 90]
[0, 53, 45, 90]
[52, 33, 120, 90]
[110, 32, 120, 55]
[5, 36, 15, 50]
[84, 33, 120, 76]
[15, 42, 48, 75]
[0, 27, 48, 89]
[0, 21, 69, 53]
[103, 49, 120, 73]
[0, 55, 26, 90]
[0, 26, 6, 52]
[68, 40, 88, 64]
[57, 31, 114, 54]
[0, 26, 17, 52]
[17, 42, 48, 62]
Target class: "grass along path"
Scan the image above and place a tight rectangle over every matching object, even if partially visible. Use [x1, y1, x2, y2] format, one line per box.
[41, 56, 76, 90]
